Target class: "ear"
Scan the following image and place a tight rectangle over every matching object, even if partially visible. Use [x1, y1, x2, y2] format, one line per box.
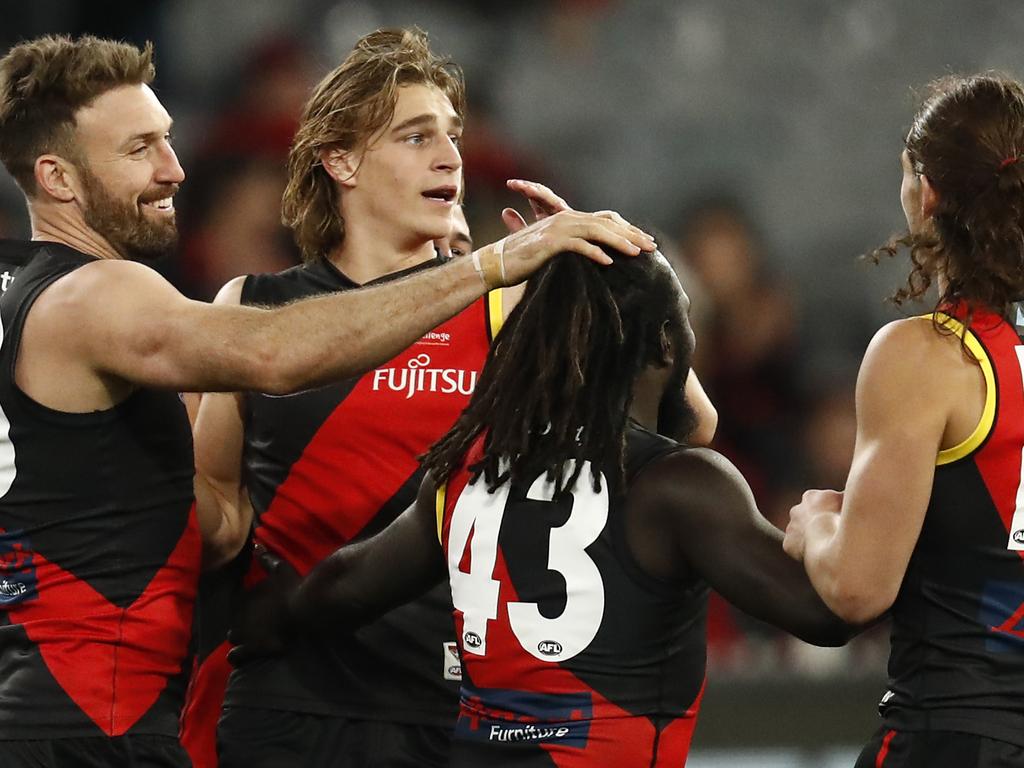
[319, 147, 359, 189]
[657, 320, 674, 367]
[920, 173, 940, 219]
[34, 154, 78, 203]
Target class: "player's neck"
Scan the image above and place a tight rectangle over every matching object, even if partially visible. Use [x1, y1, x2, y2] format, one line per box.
[328, 222, 436, 285]
[29, 202, 122, 260]
[628, 369, 665, 433]
[627, 400, 659, 434]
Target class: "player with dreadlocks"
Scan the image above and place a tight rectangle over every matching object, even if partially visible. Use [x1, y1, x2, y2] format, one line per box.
[231, 248, 851, 767]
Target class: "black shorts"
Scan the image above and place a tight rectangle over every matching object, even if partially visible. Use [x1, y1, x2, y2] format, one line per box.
[856, 727, 1024, 768]
[218, 707, 451, 768]
[0, 734, 190, 768]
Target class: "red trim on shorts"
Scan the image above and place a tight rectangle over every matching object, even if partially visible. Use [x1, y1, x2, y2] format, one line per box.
[876, 729, 897, 768]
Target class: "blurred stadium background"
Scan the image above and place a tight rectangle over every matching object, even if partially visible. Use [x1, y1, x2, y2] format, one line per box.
[6, 1, 1023, 764]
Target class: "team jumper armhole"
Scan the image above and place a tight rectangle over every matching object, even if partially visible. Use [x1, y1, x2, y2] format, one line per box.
[929, 312, 996, 466]
[435, 482, 448, 545]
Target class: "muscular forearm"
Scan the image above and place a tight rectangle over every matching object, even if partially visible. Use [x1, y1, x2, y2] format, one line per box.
[736, 537, 854, 647]
[195, 473, 252, 569]
[801, 512, 859, 621]
[290, 541, 389, 635]
[291, 523, 445, 638]
[237, 253, 490, 394]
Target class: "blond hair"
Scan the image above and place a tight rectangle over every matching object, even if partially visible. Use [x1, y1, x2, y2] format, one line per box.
[282, 27, 465, 263]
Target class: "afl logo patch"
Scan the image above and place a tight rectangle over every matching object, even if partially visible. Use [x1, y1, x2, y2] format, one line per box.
[0, 531, 38, 606]
[1014, 530, 1024, 544]
[464, 631, 482, 649]
[537, 640, 562, 657]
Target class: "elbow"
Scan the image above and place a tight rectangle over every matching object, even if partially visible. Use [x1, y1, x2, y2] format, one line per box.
[202, 524, 250, 571]
[793, 615, 855, 648]
[250, 342, 303, 395]
[823, 581, 895, 626]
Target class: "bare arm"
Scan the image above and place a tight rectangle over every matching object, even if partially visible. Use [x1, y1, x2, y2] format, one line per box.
[228, 476, 444, 663]
[290, 476, 445, 635]
[684, 369, 717, 446]
[631, 448, 854, 646]
[192, 277, 252, 569]
[28, 211, 654, 400]
[783, 319, 967, 623]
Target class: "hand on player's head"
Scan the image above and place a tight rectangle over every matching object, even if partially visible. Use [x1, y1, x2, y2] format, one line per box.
[494, 208, 656, 286]
[502, 179, 571, 232]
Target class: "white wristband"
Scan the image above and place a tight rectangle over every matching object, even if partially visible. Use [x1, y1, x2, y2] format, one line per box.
[471, 250, 488, 289]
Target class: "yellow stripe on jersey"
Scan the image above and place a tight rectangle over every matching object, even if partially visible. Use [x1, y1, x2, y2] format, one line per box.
[487, 289, 504, 341]
[435, 482, 448, 545]
[930, 312, 996, 466]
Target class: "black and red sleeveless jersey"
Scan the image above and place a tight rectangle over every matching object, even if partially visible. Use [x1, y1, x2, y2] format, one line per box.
[224, 256, 500, 723]
[437, 423, 708, 767]
[881, 305, 1024, 747]
[0, 240, 200, 739]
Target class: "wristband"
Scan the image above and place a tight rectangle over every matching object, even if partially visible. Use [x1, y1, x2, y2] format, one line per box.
[471, 250, 488, 289]
[473, 240, 507, 290]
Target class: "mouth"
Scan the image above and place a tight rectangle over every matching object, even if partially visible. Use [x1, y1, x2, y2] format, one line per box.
[421, 186, 457, 205]
[139, 195, 175, 214]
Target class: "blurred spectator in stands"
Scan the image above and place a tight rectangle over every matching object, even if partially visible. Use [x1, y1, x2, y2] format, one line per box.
[671, 195, 805, 671]
[172, 36, 314, 298]
[176, 154, 299, 300]
[196, 36, 315, 160]
[460, 97, 549, 253]
[678, 194, 804, 525]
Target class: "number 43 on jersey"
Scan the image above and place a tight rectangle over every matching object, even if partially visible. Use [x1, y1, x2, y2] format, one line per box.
[445, 460, 608, 663]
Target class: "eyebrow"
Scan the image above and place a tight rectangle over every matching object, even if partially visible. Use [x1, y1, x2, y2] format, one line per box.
[120, 122, 173, 150]
[389, 113, 464, 134]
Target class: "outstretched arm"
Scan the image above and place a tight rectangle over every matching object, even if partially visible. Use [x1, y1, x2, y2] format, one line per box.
[27, 209, 655, 403]
[784, 319, 961, 623]
[630, 448, 855, 646]
[291, 475, 446, 634]
[229, 475, 445, 662]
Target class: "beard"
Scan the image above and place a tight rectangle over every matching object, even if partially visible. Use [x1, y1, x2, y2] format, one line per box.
[657, 363, 698, 444]
[78, 165, 179, 262]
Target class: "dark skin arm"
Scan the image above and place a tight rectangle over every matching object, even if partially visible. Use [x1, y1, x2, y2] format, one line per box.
[229, 478, 444, 663]
[626, 447, 855, 646]
[292, 477, 446, 633]
[232, 445, 854, 663]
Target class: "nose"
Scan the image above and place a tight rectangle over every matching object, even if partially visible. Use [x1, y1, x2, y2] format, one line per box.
[156, 141, 186, 185]
[434, 134, 462, 174]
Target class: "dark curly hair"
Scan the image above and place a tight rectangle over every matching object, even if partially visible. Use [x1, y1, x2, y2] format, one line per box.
[421, 250, 694, 496]
[871, 74, 1024, 330]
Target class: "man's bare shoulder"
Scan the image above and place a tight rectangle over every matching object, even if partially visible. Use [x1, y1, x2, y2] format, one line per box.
[33, 258, 174, 316]
[630, 446, 752, 515]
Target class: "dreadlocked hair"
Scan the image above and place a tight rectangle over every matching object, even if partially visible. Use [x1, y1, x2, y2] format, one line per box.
[869, 74, 1024, 336]
[422, 249, 680, 497]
